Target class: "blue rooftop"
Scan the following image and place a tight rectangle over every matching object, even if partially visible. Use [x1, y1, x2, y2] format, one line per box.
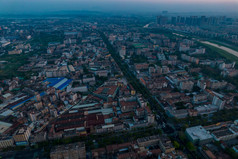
[44, 77, 65, 87]
[58, 79, 72, 90]
[44, 78, 72, 90]
[9, 96, 33, 110]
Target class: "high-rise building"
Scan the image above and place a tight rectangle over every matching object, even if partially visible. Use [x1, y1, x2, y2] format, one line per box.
[171, 17, 177, 25]
[162, 10, 168, 15]
[212, 96, 225, 110]
[157, 16, 168, 25]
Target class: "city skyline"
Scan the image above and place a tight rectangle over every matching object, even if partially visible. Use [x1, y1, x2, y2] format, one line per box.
[0, 0, 237, 15]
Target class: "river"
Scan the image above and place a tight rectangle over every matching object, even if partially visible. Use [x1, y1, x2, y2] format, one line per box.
[201, 41, 238, 58]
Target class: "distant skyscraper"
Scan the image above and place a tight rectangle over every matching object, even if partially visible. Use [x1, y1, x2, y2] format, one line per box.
[171, 17, 177, 25]
[157, 16, 168, 25]
[162, 11, 168, 15]
[180, 17, 185, 24]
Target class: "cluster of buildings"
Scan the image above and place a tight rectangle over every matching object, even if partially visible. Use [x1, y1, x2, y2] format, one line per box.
[0, 18, 158, 158]
[0, 14, 237, 158]
[50, 142, 86, 159]
[157, 15, 232, 26]
[49, 78, 155, 139]
[186, 120, 238, 159]
[50, 135, 187, 159]
[156, 14, 238, 45]
[0, 24, 32, 55]
[105, 23, 238, 120]
[92, 134, 186, 159]
[181, 54, 238, 77]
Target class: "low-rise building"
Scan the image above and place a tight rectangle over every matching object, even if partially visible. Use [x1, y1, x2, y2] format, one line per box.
[193, 94, 207, 104]
[0, 137, 14, 148]
[186, 126, 213, 145]
[13, 126, 31, 146]
[0, 121, 12, 134]
[166, 108, 188, 119]
[137, 135, 160, 147]
[50, 142, 86, 159]
[179, 81, 194, 91]
[158, 136, 175, 153]
[211, 126, 238, 141]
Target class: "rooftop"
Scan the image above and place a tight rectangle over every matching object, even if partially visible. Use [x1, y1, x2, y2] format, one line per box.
[186, 126, 213, 141]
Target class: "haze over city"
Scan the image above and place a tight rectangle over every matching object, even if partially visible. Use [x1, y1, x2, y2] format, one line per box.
[0, 0, 238, 15]
[1, 0, 238, 158]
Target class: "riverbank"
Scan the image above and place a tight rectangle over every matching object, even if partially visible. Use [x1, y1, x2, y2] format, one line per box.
[208, 40, 238, 52]
[201, 41, 238, 58]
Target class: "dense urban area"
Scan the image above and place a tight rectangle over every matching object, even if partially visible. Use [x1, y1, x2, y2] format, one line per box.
[0, 13, 238, 159]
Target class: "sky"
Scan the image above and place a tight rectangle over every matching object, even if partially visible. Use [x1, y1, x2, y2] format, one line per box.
[0, 0, 237, 15]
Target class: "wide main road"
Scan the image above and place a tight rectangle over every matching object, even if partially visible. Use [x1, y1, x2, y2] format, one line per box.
[99, 31, 167, 124]
[99, 31, 199, 159]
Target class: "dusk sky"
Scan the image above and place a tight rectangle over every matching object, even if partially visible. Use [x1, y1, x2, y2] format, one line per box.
[0, 0, 237, 14]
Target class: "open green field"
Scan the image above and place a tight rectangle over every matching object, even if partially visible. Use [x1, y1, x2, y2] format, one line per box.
[0, 54, 32, 79]
[0, 32, 64, 79]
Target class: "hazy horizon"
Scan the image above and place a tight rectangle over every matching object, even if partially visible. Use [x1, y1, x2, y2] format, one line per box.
[0, 0, 238, 15]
